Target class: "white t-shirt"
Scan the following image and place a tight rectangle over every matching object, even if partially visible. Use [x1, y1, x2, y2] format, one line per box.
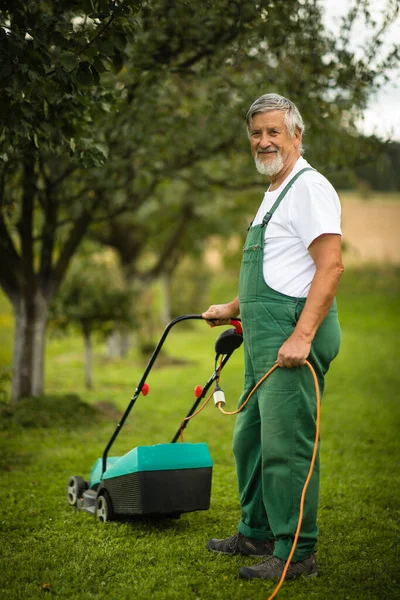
[252, 157, 342, 298]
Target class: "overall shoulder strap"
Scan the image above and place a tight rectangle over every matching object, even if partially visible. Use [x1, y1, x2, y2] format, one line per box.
[261, 167, 315, 227]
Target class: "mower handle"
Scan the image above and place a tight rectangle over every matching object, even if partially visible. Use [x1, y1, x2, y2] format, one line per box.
[101, 314, 240, 476]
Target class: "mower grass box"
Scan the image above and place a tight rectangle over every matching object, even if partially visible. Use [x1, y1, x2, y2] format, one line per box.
[101, 443, 211, 517]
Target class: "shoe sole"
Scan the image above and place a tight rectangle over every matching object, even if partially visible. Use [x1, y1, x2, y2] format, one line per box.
[239, 568, 318, 580]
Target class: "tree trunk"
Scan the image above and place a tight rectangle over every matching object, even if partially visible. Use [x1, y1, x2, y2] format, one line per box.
[11, 298, 31, 402]
[106, 328, 130, 359]
[32, 292, 49, 396]
[11, 291, 49, 404]
[160, 271, 172, 324]
[83, 324, 93, 389]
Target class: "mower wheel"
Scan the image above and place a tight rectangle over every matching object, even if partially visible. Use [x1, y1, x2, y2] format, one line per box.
[67, 476, 88, 507]
[95, 491, 114, 522]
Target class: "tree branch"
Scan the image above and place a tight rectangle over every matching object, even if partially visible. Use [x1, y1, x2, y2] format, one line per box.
[0, 166, 6, 210]
[144, 201, 195, 280]
[48, 164, 77, 190]
[51, 195, 104, 298]
[38, 169, 59, 291]
[19, 155, 37, 302]
[0, 212, 23, 304]
[177, 172, 264, 192]
[77, 13, 116, 56]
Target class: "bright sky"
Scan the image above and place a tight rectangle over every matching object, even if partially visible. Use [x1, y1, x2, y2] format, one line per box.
[322, 0, 400, 141]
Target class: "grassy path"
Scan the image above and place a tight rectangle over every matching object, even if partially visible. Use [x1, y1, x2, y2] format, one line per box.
[0, 268, 399, 599]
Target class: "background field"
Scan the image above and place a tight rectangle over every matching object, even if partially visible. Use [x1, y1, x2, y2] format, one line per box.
[340, 191, 400, 265]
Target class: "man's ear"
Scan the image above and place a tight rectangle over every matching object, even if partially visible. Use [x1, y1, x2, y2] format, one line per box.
[294, 127, 302, 147]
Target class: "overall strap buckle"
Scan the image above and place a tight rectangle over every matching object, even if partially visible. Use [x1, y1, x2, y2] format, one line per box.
[261, 212, 272, 227]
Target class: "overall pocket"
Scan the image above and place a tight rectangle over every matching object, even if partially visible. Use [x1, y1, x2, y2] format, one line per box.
[239, 244, 263, 301]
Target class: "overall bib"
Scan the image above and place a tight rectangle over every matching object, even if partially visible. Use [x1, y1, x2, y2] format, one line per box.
[233, 168, 341, 562]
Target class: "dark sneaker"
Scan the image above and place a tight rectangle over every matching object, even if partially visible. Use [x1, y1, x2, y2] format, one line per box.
[239, 554, 318, 580]
[206, 532, 274, 556]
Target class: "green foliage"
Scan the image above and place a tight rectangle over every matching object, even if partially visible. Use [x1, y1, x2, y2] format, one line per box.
[0, 365, 11, 402]
[49, 245, 134, 337]
[170, 257, 212, 318]
[352, 140, 400, 192]
[0, 0, 140, 166]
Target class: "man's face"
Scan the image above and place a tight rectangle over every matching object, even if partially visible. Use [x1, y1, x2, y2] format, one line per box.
[249, 110, 301, 177]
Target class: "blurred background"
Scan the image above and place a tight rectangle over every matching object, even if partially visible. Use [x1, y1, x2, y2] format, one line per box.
[0, 0, 399, 403]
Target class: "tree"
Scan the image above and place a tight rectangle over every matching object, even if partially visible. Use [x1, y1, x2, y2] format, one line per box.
[49, 245, 133, 388]
[352, 139, 400, 192]
[0, 0, 142, 401]
[0, 0, 259, 402]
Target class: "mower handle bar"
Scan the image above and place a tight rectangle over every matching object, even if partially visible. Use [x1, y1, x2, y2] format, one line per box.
[101, 314, 240, 476]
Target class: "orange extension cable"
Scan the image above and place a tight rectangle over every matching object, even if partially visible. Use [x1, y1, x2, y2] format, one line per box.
[179, 359, 225, 441]
[179, 389, 216, 441]
[216, 359, 321, 600]
[180, 359, 320, 599]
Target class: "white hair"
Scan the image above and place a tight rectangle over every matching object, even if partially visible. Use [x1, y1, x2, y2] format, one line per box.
[246, 93, 305, 154]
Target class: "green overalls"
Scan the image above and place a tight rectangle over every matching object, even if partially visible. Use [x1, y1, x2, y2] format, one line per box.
[233, 168, 341, 562]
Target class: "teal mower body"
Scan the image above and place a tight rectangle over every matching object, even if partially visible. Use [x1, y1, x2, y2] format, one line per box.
[66, 315, 243, 522]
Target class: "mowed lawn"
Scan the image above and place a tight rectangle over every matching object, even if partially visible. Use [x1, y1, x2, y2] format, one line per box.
[0, 267, 399, 600]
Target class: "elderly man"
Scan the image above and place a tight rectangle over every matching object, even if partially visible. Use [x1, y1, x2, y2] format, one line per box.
[203, 93, 343, 580]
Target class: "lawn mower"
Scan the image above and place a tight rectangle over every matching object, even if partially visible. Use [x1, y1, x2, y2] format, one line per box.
[67, 314, 243, 522]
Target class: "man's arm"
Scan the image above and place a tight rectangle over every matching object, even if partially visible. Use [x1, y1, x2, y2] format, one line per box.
[277, 233, 344, 368]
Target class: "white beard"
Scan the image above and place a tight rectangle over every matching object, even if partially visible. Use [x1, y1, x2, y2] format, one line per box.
[255, 151, 284, 177]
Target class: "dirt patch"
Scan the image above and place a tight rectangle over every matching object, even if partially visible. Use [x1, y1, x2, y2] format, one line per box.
[94, 401, 122, 420]
[341, 199, 400, 266]
[140, 355, 191, 369]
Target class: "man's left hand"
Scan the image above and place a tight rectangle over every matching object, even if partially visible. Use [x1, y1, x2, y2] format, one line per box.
[277, 334, 311, 368]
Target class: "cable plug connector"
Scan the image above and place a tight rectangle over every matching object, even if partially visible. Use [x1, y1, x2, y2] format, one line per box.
[213, 385, 226, 408]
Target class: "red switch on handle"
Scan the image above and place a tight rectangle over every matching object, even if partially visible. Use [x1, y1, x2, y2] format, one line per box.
[230, 319, 243, 335]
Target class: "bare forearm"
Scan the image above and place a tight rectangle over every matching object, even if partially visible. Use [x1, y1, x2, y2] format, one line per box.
[294, 265, 343, 343]
[229, 296, 240, 317]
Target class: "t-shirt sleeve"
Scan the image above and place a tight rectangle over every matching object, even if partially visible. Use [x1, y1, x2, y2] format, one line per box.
[290, 179, 342, 249]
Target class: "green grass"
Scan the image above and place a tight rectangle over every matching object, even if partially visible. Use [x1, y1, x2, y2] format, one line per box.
[0, 267, 399, 599]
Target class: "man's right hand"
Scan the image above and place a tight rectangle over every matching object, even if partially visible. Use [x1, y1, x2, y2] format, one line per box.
[202, 298, 239, 327]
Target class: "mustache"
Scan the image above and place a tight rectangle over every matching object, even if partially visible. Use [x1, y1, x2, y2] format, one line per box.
[257, 148, 278, 155]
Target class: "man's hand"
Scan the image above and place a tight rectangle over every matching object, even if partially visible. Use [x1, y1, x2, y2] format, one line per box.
[277, 333, 311, 368]
[202, 298, 239, 327]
